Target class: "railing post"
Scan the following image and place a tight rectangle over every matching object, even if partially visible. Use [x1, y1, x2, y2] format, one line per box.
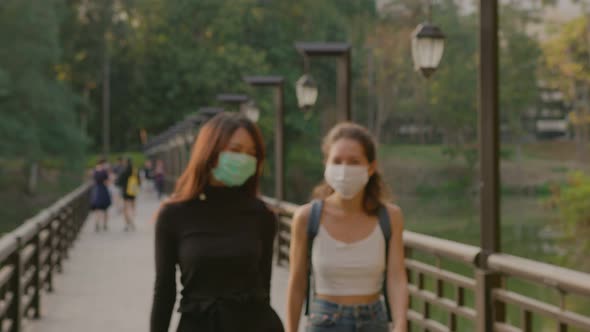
[73, 197, 83, 237]
[71, 198, 79, 236]
[31, 223, 42, 319]
[55, 210, 66, 272]
[46, 218, 55, 292]
[81, 188, 91, 230]
[9, 236, 23, 332]
[276, 217, 284, 266]
[63, 206, 74, 255]
[475, 269, 504, 332]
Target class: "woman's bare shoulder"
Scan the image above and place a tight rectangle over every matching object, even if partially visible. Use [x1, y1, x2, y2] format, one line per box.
[383, 203, 404, 231]
[291, 202, 314, 236]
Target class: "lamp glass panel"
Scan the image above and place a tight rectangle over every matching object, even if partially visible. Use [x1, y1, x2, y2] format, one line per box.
[303, 85, 318, 107]
[296, 75, 318, 108]
[418, 38, 434, 68]
[430, 38, 445, 68]
[244, 106, 260, 123]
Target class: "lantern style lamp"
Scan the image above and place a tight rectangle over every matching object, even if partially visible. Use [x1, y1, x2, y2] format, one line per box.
[295, 74, 318, 110]
[241, 100, 260, 123]
[411, 22, 446, 78]
[184, 131, 194, 145]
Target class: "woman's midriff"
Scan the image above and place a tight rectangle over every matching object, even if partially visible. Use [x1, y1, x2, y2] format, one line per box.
[315, 292, 381, 305]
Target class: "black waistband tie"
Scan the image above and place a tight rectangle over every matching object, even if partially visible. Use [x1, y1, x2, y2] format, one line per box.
[178, 293, 269, 331]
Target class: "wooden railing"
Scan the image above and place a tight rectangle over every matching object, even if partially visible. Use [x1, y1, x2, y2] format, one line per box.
[0, 183, 91, 332]
[263, 197, 590, 332]
[488, 254, 590, 332]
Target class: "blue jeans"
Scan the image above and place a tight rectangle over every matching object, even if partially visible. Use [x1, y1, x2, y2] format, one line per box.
[306, 298, 390, 332]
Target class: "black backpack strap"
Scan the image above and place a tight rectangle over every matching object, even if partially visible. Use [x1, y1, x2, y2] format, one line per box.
[378, 205, 393, 322]
[305, 200, 323, 316]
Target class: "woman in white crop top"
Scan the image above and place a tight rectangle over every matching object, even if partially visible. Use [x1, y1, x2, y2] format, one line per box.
[286, 123, 408, 332]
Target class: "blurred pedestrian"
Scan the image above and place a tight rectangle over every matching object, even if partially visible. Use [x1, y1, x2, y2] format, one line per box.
[153, 159, 165, 200]
[112, 157, 125, 213]
[90, 158, 112, 232]
[112, 157, 124, 176]
[142, 159, 154, 192]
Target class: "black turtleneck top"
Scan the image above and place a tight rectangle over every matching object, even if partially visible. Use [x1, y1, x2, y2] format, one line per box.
[149, 186, 282, 332]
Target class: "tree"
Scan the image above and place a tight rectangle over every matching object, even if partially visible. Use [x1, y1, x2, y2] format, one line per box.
[544, 16, 590, 162]
[548, 171, 590, 271]
[0, 0, 86, 192]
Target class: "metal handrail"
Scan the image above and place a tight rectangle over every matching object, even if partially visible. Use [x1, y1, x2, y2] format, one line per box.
[262, 196, 481, 265]
[0, 182, 91, 331]
[488, 253, 590, 297]
[403, 231, 480, 265]
[260, 196, 299, 215]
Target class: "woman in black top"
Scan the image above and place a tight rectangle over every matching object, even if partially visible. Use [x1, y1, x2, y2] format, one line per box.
[150, 113, 284, 332]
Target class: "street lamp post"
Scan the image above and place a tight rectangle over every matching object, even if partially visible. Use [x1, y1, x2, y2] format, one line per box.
[407, 3, 502, 328]
[294, 42, 351, 121]
[476, 1, 503, 331]
[479, 0, 500, 256]
[243, 75, 285, 203]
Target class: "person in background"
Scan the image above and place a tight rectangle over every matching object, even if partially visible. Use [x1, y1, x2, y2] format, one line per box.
[286, 122, 408, 332]
[116, 157, 141, 231]
[150, 113, 284, 332]
[142, 159, 154, 190]
[112, 157, 125, 213]
[153, 159, 165, 200]
[90, 158, 112, 232]
[112, 156, 124, 176]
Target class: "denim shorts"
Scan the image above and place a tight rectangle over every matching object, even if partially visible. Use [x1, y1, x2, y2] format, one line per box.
[306, 298, 390, 332]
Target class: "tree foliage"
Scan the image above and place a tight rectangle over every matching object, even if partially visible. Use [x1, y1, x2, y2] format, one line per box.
[543, 15, 590, 161]
[0, 0, 86, 161]
[0, 0, 557, 201]
[549, 171, 590, 269]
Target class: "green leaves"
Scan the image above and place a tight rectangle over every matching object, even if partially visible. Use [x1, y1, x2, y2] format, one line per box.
[549, 171, 590, 269]
[0, 0, 86, 161]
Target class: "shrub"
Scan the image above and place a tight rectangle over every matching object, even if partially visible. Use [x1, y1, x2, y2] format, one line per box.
[549, 171, 590, 269]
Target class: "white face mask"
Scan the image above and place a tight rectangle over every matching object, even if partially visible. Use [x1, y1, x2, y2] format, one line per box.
[324, 164, 370, 199]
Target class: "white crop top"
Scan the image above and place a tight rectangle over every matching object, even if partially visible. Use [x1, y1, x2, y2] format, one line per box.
[311, 224, 386, 295]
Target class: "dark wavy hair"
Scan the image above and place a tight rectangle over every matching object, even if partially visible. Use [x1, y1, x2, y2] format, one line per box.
[312, 122, 391, 215]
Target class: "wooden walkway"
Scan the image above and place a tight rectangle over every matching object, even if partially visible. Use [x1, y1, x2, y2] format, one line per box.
[26, 188, 300, 332]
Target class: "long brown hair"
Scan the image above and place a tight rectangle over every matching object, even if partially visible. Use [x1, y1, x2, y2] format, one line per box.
[169, 112, 265, 203]
[313, 122, 391, 215]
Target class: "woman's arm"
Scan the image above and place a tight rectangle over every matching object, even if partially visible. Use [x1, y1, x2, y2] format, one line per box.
[150, 204, 178, 332]
[386, 204, 409, 332]
[285, 204, 312, 332]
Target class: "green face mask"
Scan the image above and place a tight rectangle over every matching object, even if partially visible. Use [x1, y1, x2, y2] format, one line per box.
[212, 151, 257, 187]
